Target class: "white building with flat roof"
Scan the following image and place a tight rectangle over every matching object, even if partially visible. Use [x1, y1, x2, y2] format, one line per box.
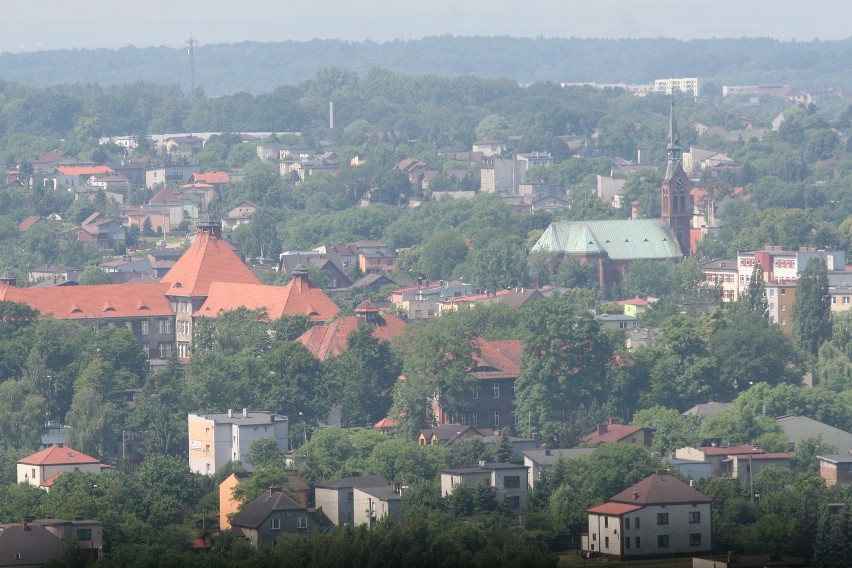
[188, 409, 288, 475]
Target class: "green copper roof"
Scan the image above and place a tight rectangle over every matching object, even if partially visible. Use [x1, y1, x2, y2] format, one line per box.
[531, 219, 682, 260]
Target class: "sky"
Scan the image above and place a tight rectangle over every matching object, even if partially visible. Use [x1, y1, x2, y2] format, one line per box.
[3, 0, 851, 52]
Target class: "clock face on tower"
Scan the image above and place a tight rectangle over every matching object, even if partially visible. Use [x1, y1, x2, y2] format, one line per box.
[674, 177, 685, 188]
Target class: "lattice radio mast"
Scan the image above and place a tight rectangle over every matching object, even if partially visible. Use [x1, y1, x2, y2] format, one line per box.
[186, 29, 198, 99]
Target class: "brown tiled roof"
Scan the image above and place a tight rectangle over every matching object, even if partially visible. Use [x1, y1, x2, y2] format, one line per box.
[583, 423, 648, 444]
[18, 214, 41, 232]
[149, 187, 181, 204]
[160, 233, 260, 297]
[610, 472, 712, 505]
[192, 171, 230, 184]
[587, 502, 643, 515]
[472, 339, 522, 379]
[699, 444, 765, 456]
[297, 309, 406, 360]
[18, 444, 101, 466]
[195, 276, 339, 322]
[0, 282, 174, 319]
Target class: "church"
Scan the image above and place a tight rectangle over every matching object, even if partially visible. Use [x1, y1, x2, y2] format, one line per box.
[531, 98, 691, 290]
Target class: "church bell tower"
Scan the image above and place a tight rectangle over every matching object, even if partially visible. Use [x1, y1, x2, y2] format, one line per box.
[661, 96, 691, 256]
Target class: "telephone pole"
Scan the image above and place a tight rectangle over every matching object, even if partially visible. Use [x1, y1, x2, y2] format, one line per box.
[186, 30, 198, 99]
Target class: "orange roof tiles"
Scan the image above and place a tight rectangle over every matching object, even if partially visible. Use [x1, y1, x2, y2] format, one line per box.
[195, 275, 339, 322]
[149, 187, 182, 204]
[57, 165, 113, 176]
[192, 171, 230, 184]
[583, 423, 648, 444]
[298, 309, 406, 360]
[18, 444, 101, 466]
[0, 282, 174, 319]
[160, 233, 260, 297]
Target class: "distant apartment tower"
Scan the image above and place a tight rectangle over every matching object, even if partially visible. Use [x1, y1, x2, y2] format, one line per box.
[188, 409, 289, 475]
[654, 78, 699, 97]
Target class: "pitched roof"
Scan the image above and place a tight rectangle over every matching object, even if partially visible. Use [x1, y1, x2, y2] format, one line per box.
[472, 339, 522, 379]
[531, 219, 682, 260]
[149, 187, 182, 204]
[0, 282, 174, 319]
[297, 309, 406, 360]
[196, 275, 339, 322]
[583, 420, 649, 444]
[681, 401, 733, 417]
[160, 232, 260, 297]
[230, 488, 305, 529]
[698, 444, 766, 456]
[522, 448, 597, 466]
[0, 524, 65, 566]
[374, 417, 398, 429]
[18, 444, 101, 466]
[420, 424, 482, 444]
[192, 171, 230, 184]
[587, 502, 643, 515]
[18, 214, 42, 232]
[57, 165, 113, 176]
[315, 474, 390, 490]
[610, 471, 712, 505]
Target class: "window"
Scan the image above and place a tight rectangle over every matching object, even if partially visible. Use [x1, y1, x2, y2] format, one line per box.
[347, 491, 353, 503]
[471, 387, 479, 400]
[657, 535, 669, 548]
[504, 476, 520, 489]
[492, 410, 500, 428]
[205, 427, 210, 436]
[604, 536, 609, 548]
[270, 518, 281, 530]
[492, 383, 500, 398]
[471, 413, 478, 427]
[178, 343, 188, 358]
[141, 320, 149, 335]
[657, 513, 669, 525]
[205, 444, 210, 453]
[414, 310, 422, 318]
[512, 411, 518, 425]
[780, 289, 786, 295]
[76, 528, 92, 541]
[125, 322, 133, 330]
[634, 517, 640, 529]
[780, 304, 786, 312]
[625, 518, 630, 530]
[625, 537, 631, 549]
[689, 511, 701, 524]
[769, 288, 775, 297]
[635, 537, 640, 549]
[844, 296, 851, 305]
[297, 517, 307, 529]
[688, 533, 702, 546]
[31, 468, 36, 479]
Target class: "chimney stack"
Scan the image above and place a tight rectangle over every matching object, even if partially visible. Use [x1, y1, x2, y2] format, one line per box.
[242, 408, 248, 418]
[597, 424, 608, 435]
[608, 418, 620, 426]
[227, 409, 233, 418]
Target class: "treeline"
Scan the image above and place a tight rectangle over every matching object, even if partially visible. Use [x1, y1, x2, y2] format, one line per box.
[7, 37, 852, 95]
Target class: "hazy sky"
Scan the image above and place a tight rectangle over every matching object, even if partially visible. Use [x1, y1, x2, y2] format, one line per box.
[3, 0, 850, 52]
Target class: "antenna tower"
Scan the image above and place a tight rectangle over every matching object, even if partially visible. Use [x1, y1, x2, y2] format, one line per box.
[186, 30, 199, 99]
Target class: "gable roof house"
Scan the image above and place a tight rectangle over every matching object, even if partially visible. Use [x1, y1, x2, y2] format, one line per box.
[53, 165, 114, 190]
[17, 444, 109, 489]
[583, 418, 654, 448]
[0, 518, 104, 566]
[581, 471, 713, 560]
[314, 475, 393, 526]
[229, 487, 322, 546]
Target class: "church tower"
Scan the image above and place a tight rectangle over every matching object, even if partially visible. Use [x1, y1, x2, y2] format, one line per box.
[661, 96, 691, 256]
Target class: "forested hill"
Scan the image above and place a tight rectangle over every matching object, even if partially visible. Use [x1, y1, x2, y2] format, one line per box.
[3, 36, 852, 96]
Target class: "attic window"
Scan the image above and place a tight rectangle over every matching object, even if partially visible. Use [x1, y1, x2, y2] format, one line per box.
[103, 306, 115, 312]
[605, 240, 610, 243]
[308, 311, 320, 316]
[624, 238, 630, 242]
[174, 282, 182, 288]
[662, 237, 668, 241]
[587, 240, 594, 245]
[643, 238, 649, 242]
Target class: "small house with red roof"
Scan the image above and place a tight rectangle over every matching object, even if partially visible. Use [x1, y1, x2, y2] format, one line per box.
[17, 444, 109, 489]
[583, 418, 654, 449]
[582, 470, 712, 559]
[617, 297, 649, 317]
[674, 444, 785, 477]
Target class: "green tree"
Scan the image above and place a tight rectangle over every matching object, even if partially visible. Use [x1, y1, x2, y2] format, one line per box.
[0, 379, 47, 451]
[793, 258, 832, 356]
[738, 263, 769, 319]
[65, 387, 117, 459]
[127, 354, 187, 457]
[78, 266, 111, 285]
[244, 437, 286, 469]
[632, 406, 700, 456]
[231, 465, 292, 506]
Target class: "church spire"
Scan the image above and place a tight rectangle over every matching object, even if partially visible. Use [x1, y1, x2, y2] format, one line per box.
[665, 94, 682, 179]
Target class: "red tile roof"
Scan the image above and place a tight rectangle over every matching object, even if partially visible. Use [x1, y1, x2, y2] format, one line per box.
[195, 275, 339, 322]
[297, 309, 406, 360]
[374, 418, 398, 429]
[583, 421, 648, 444]
[160, 233, 260, 297]
[149, 187, 182, 204]
[587, 502, 643, 515]
[610, 472, 712, 505]
[18, 444, 101, 466]
[18, 214, 42, 232]
[617, 297, 649, 307]
[0, 282, 174, 319]
[57, 165, 113, 176]
[192, 171, 230, 184]
[472, 339, 523, 379]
